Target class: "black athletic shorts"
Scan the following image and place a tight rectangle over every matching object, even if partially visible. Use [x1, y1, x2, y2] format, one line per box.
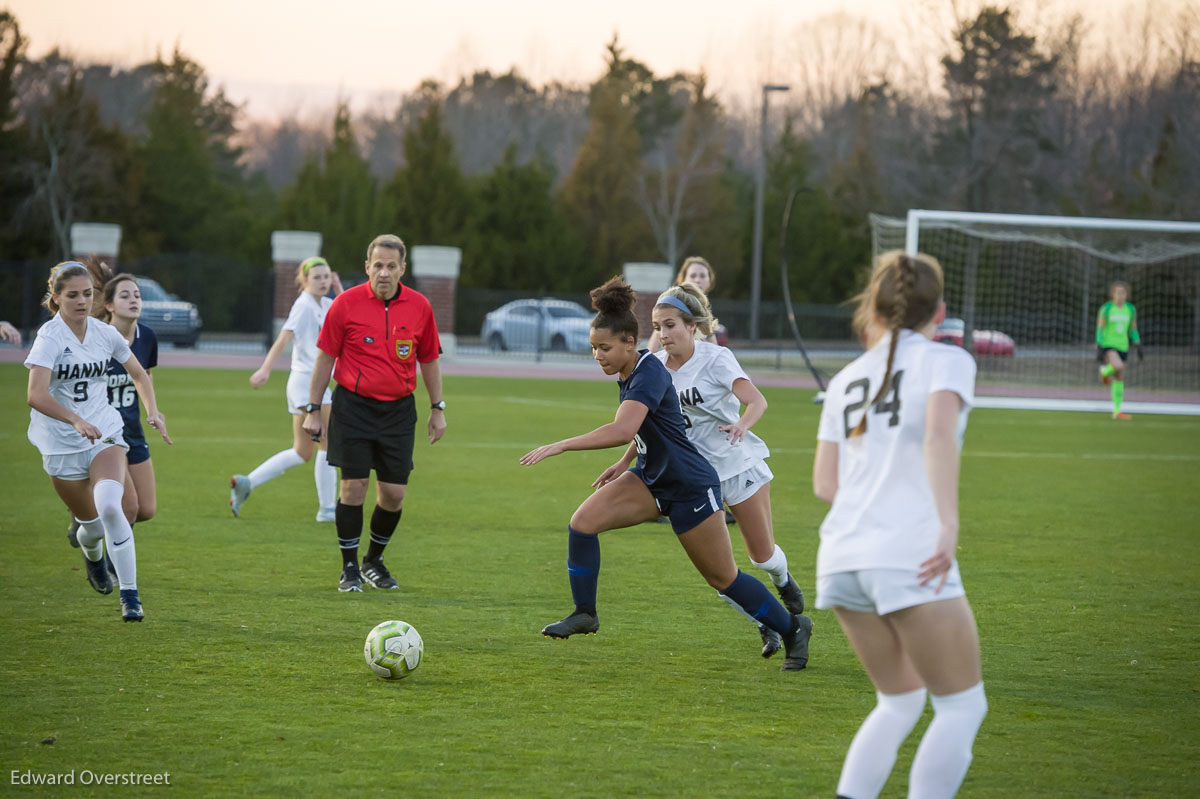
[1098, 346, 1128, 363]
[327, 387, 416, 484]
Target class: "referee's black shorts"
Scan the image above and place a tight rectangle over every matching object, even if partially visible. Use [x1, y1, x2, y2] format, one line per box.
[327, 387, 416, 484]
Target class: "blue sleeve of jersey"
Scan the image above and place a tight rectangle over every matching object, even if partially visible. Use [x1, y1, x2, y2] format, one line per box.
[622, 359, 667, 412]
[141, 324, 159, 370]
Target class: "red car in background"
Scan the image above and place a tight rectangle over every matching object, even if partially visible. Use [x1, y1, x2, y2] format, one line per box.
[934, 317, 1015, 357]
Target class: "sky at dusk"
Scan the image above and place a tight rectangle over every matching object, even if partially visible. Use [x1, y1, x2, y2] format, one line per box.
[9, 0, 1179, 120]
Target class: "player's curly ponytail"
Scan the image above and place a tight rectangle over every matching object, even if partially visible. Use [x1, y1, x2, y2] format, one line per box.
[657, 283, 719, 338]
[43, 262, 90, 313]
[590, 276, 639, 341]
[850, 251, 944, 437]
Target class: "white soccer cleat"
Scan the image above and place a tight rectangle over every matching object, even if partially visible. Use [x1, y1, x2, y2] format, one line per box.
[229, 474, 251, 517]
[315, 506, 336, 523]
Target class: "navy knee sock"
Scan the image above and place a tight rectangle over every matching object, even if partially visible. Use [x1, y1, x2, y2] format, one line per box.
[721, 570, 796, 636]
[567, 527, 599, 616]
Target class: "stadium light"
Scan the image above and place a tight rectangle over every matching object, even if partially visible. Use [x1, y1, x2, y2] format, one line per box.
[750, 84, 790, 345]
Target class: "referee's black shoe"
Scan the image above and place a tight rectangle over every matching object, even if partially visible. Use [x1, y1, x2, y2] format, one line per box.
[361, 558, 399, 590]
[776, 573, 806, 615]
[781, 614, 814, 672]
[759, 624, 782, 658]
[82, 551, 112, 595]
[338, 562, 363, 593]
[541, 610, 598, 638]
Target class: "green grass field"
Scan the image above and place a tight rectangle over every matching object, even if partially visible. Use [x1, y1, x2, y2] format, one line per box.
[1, 363, 1198, 797]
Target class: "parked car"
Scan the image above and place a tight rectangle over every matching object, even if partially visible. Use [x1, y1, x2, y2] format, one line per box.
[482, 299, 593, 353]
[135, 276, 202, 347]
[934, 317, 1015, 357]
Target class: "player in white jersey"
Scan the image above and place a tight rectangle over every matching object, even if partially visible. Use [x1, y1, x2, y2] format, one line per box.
[813, 251, 985, 799]
[229, 257, 339, 521]
[650, 283, 806, 660]
[25, 263, 172, 622]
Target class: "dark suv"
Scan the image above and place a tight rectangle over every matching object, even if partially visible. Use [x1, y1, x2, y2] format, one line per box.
[136, 276, 202, 347]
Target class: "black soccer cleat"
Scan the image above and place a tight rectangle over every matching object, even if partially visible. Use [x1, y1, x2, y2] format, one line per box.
[776, 573, 806, 615]
[338, 562, 363, 593]
[67, 518, 81, 548]
[119, 589, 144, 622]
[759, 624, 782, 659]
[541, 610, 599, 639]
[781, 614, 814, 672]
[361, 558, 399, 590]
[83, 552, 113, 595]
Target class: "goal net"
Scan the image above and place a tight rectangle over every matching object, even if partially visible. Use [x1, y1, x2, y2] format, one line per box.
[870, 211, 1200, 405]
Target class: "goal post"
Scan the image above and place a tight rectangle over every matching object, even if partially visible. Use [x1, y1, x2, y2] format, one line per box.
[870, 210, 1200, 409]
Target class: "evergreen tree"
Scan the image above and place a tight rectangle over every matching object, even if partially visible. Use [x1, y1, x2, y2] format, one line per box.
[278, 103, 389, 273]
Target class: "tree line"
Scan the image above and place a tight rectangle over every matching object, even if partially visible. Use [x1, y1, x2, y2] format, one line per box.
[1, 4, 1196, 306]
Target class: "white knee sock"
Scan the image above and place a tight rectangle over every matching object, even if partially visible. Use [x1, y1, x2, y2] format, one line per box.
[908, 682, 987, 799]
[94, 479, 136, 590]
[248, 448, 306, 489]
[750, 544, 790, 587]
[314, 450, 337, 508]
[76, 517, 106, 562]
[837, 687, 927, 799]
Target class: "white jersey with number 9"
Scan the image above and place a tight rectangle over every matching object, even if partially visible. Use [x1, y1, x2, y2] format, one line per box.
[24, 315, 131, 455]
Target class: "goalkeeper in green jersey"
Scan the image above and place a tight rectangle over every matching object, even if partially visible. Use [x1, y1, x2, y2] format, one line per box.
[1096, 281, 1142, 420]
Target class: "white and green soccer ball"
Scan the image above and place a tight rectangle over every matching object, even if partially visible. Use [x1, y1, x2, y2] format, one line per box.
[364, 620, 424, 680]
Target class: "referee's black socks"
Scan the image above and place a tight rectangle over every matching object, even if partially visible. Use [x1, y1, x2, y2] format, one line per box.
[365, 507, 402, 563]
[335, 501, 363, 566]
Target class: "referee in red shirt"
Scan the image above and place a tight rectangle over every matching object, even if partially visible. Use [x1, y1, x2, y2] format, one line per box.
[302, 234, 446, 592]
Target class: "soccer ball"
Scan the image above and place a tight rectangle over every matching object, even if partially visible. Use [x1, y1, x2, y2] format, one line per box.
[364, 620, 423, 680]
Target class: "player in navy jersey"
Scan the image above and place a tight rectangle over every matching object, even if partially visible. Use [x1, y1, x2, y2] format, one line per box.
[101, 274, 160, 523]
[25, 263, 172, 622]
[520, 277, 813, 671]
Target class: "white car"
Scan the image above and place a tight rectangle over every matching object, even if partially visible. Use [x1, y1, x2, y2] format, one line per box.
[481, 299, 593, 353]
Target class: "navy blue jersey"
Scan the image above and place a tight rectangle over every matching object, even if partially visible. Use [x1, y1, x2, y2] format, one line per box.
[106, 322, 158, 446]
[619, 351, 719, 500]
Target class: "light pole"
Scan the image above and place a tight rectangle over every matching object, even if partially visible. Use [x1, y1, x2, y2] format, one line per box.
[750, 83, 790, 345]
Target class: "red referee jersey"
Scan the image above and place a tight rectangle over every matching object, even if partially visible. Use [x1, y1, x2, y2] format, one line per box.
[317, 282, 441, 401]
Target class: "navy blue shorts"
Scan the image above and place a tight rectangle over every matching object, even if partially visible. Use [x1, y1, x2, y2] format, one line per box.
[654, 485, 724, 535]
[126, 442, 151, 465]
[1098, 346, 1128, 363]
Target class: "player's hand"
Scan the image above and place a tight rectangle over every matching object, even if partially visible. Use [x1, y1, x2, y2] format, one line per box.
[249, 368, 269, 389]
[718, 422, 749, 445]
[73, 419, 103, 443]
[0, 320, 21, 346]
[917, 525, 958, 593]
[592, 462, 627, 489]
[428, 412, 446, 445]
[302, 411, 324, 441]
[330, 272, 344, 295]
[520, 442, 564, 466]
[146, 412, 173, 444]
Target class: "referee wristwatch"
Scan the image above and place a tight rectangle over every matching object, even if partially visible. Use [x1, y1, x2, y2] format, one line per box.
[303, 402, 322, 414]
[431, 400, 446, 411]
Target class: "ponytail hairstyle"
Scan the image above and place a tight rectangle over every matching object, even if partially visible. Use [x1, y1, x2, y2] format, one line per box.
[589, 276, 639, 341]
[656, 283, 719, 339]
[83, 257, 115, 318]
[849, 250, 944, 437]
[674, 256, 715, 292]
[99, 272, 140, 323]
[296, 256, 330, 291]
[43, 261, 91, 313]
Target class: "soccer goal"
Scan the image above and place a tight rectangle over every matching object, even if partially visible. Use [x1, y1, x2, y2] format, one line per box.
[870, 210, 1200, 412]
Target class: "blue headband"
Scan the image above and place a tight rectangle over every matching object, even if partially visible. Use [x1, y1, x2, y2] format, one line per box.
[656, 294, 693, 316]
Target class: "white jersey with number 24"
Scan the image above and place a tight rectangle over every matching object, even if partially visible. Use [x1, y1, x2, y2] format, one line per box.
[816, 330, 976, 577]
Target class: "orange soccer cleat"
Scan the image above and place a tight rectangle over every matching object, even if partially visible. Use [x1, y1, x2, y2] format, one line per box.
[1113, 412, 1132, 421]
